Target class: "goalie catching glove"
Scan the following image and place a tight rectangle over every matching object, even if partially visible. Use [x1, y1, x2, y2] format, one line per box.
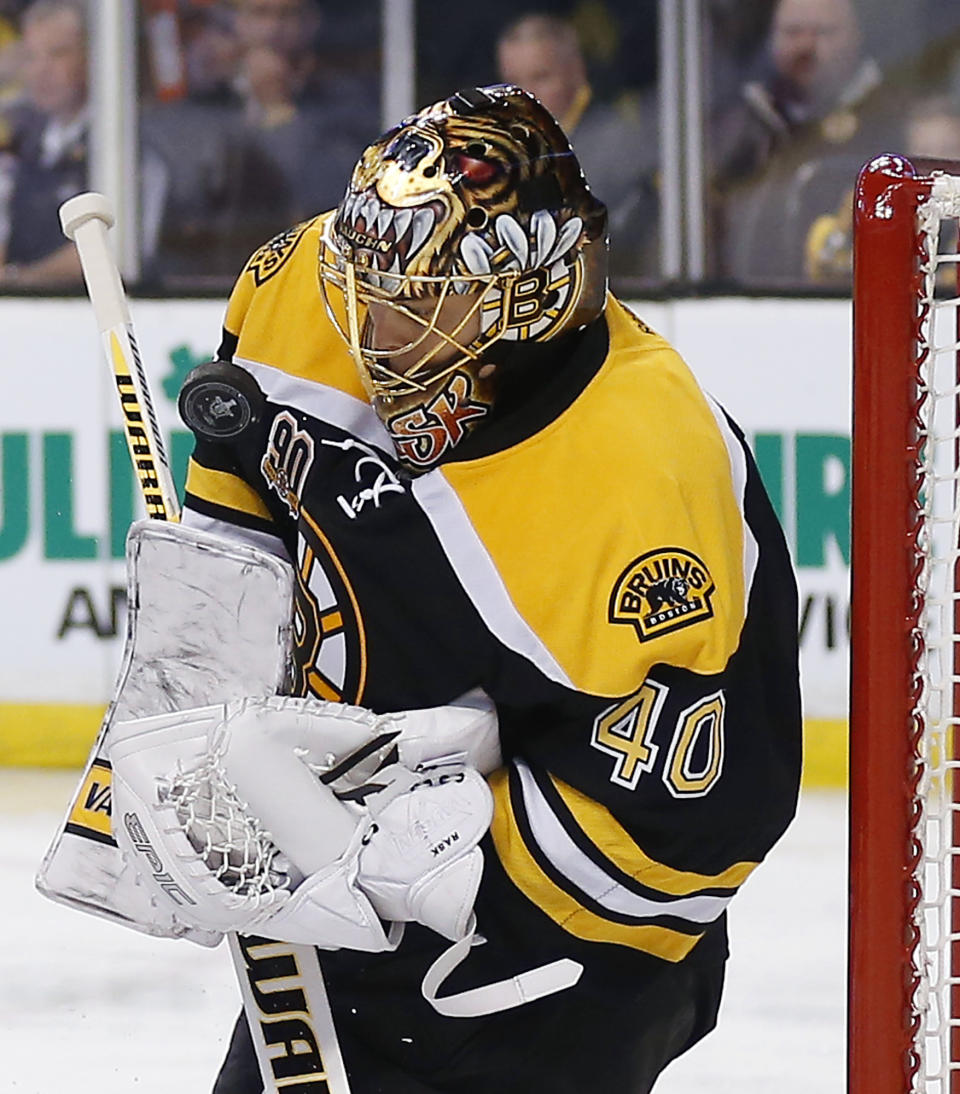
[108, 698, 493, 952]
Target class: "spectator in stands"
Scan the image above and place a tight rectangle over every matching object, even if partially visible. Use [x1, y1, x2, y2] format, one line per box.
[710, 0, 897, 285]
[0, 0, 86, 286]
[144, 0, 372, 282]
[496, 12, 657, 279]
[0, 1, 23, 106]
[803, 98, 960, 288]
[233, 0, 376, 135]
[181, 4, 241, 105]
[0, 1, 22, 260]
[0, 0, 169, 287]
[903, 97, 960, 292]
[905, 95, 960, 163]
[242, 42, 298, 130]
[234, 0, 320, 101]
[181, 0, 371, 127]
[706, 0, 780, 115]
[220, 38, 360, 264]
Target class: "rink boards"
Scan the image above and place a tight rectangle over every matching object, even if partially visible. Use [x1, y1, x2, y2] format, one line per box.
[0, 296, 852, 783]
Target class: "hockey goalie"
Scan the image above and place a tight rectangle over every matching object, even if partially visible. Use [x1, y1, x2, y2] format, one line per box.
[49, 84, 802, 1094]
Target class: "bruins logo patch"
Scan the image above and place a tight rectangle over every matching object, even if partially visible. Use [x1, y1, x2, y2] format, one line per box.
[245, 220, 310, 286]
[609, 549, 715, 641]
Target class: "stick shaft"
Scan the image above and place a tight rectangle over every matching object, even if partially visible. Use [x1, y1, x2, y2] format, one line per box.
[60, 192, 352, 1094]
[61, 193, 180, 521]
[229, 935, 354, 1094]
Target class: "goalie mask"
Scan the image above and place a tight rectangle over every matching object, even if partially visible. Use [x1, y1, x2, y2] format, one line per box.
[318, 84, 609, 470]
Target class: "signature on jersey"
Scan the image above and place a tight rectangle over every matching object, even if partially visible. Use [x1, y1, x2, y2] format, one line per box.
[322, 437, 406, 519]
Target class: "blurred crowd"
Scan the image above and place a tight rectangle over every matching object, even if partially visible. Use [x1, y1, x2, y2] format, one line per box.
[0, 0, 958, 290]
[0, 0, 89, 287]
[707, 0, 960, 286]
[0, 0, 379, 286]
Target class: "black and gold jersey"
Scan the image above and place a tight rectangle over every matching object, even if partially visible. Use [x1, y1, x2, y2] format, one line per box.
[185, 216, 801, 1078]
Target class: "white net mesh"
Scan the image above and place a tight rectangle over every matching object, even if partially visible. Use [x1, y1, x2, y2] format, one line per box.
[159, 728, 292, 905]
[914, 173, 960, 1094]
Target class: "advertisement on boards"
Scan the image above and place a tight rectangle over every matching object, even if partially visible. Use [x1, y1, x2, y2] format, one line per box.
[0, 295, 850, 772]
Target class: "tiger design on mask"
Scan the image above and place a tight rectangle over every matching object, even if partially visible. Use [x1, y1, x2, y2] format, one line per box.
[319, 84, 609, 471]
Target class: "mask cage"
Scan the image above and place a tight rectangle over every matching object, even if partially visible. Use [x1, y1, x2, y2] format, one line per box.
[318, 222, 523, 398]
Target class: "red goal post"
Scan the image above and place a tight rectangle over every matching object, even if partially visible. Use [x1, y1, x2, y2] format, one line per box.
[851, 154, 960, 1094]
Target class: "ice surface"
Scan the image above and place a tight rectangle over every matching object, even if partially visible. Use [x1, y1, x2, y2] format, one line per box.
[1, 772, 845, 1093]
[662, 787, 846, 1092]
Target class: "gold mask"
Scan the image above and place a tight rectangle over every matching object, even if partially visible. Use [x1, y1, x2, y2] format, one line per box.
[319, 84, 608, 470]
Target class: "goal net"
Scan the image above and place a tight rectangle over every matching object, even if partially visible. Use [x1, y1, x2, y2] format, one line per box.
[851, 154, 960, 1094]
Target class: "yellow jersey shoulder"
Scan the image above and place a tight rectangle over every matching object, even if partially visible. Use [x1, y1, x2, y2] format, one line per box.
[438, 295, 749, 697]
[223, 213, 364, 399]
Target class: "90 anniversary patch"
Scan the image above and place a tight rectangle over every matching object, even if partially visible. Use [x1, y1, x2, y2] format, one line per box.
[609, 548, 716, 641]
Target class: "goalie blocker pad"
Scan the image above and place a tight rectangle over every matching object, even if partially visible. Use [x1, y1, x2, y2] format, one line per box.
[35, 520, 296, 944]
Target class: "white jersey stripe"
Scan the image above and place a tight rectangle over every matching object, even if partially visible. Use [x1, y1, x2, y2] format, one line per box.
[181, 507, 290, 561]
[411, 472, 574, 689]
[706, 395, 759, 615]
[234, 356, 394, 454]
[515, 760, 733, 925]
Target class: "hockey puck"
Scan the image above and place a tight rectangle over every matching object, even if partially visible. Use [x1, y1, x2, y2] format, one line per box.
[178, 360, 265, 442]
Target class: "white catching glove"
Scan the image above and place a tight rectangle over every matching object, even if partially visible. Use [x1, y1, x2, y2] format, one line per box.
[109, 703, 394, 951]
[108, 698, 494, 950]
[358, 764, 493, 941]
[222, 691, 502, 789]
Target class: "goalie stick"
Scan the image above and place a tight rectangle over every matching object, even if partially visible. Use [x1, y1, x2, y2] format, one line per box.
[61, 193, 180, 521]
[47, 193, 353, 1094]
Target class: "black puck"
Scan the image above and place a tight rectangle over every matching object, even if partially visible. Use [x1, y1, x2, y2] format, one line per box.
[178, 361, 265, 442]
